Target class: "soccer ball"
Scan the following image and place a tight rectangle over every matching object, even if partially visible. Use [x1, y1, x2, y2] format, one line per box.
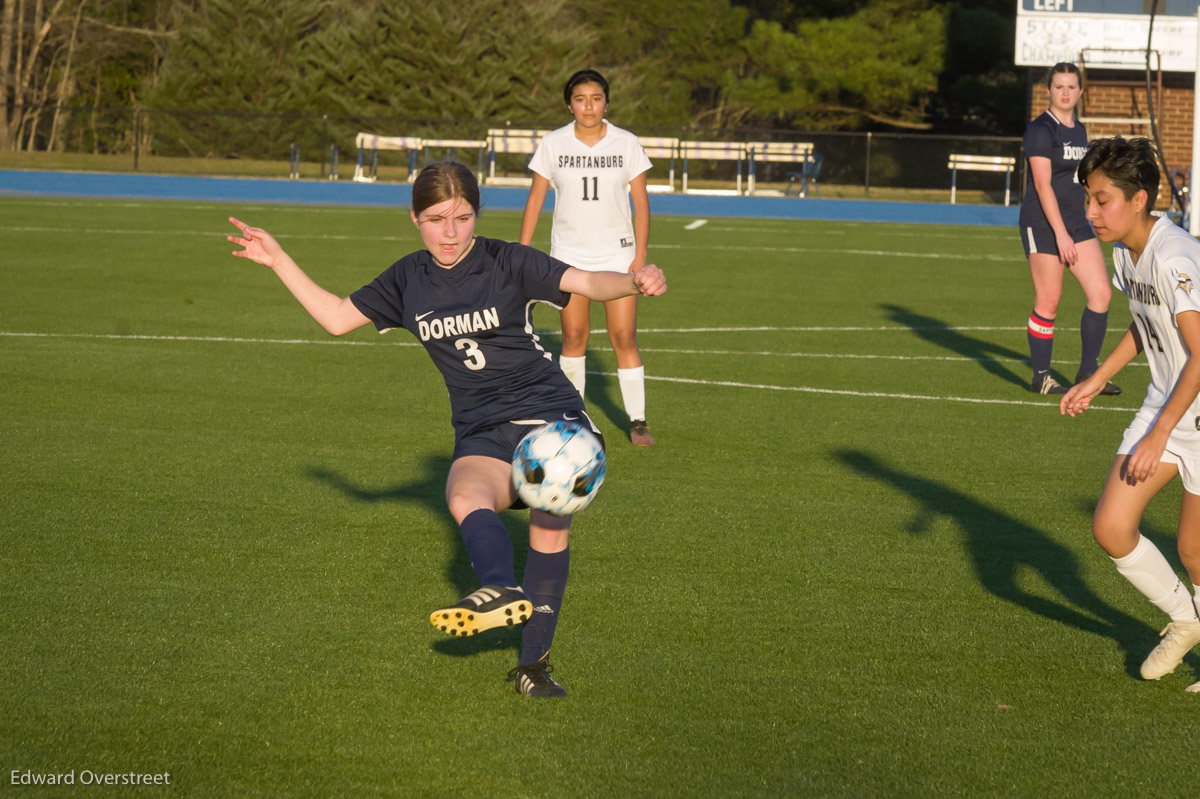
[511, 421, 606, 516]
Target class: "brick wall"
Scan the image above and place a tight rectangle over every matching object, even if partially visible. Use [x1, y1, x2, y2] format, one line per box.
[1026, 68, 1193, 209]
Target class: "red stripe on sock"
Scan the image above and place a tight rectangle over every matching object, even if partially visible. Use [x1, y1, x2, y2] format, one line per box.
[1028, 314, 1055, 339]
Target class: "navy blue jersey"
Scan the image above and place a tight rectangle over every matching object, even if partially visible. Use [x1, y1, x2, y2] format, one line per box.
[349, 237, 583, 438]
[1019, 111, 1090, 233]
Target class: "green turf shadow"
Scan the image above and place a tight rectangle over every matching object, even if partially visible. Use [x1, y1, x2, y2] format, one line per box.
[835, 448, 1162, 678]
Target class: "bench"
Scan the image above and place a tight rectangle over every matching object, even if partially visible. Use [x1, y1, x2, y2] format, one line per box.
[746, 142, 814, 195]
[784, 154, 823, 198]
[948, 154, 1017, 206]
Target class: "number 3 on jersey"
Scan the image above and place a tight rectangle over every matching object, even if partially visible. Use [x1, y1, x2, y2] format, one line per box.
[456, 338, 486, 370]
[582, 176, 598, 201]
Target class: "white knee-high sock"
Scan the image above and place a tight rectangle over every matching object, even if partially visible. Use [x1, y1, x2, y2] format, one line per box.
[559, 355, 586, 398]
[1112, 535, 1199, 621]
[617, 366, 646, 422]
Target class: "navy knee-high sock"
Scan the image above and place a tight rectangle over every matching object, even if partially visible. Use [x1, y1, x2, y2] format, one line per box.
[1079, 307, 1108, 376]
[1028, 310, 1055, 379]
[459, 509, 517, 588]
[519, 547, 570, 666]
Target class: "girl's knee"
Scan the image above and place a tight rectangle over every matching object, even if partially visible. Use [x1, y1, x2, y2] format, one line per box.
[1035, 297, 1061, 318]
[1177, 536, 1200, 572]
[445, 484, 497, 523]
[561, 329, 589, 352]
[1085, 283, 1112, 309]
[445, 492, 475, 523]
[609, 332, 639, 354]
[1092, 513, 1138, 559]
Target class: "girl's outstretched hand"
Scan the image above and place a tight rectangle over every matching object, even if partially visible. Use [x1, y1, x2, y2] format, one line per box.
[1060, 372, 1107, 417]
[228, 217, 285, 269]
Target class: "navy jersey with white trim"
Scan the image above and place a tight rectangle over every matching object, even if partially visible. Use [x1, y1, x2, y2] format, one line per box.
[1020, 111, 1089, 228]
[349, 237, 583, 437]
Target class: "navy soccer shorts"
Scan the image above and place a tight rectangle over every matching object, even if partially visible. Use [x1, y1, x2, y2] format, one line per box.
[452, 409, 605, 463]
[1019, 216, 1095, 259]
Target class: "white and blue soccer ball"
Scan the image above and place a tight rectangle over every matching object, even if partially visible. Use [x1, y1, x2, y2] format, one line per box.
[511, 421, 606, 516]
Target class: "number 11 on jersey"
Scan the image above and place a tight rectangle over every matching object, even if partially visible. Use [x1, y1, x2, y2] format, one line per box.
[582, 176, 598, 201]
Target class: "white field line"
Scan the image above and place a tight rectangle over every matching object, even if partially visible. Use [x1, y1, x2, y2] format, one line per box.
[0, 199, 391, 215]
[635, 325, 1026, 333]
[0, 200, 1007, 232]
[647, 242, 1018, 261]
[1, 329, 1139, 412]
[0, 330, 421, 347]
[621, 372, 1135, 412]
[623, 345, 1147, 367]
[0, 224, 406, 243]
[700, 225, 1011, 240]
[0, 222, 1016, 261]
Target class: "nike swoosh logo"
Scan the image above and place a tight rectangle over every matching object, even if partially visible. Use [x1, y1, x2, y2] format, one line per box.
[415, 311, 435, 321]
[564, 413, 579, 421]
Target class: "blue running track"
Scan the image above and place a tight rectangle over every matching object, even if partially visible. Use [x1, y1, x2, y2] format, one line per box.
[0, 169, 1018, 227]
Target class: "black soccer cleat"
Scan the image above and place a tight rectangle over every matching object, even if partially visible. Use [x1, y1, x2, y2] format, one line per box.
[629, 419, 655, 447]
[1075, 371, 1122, 396]
[1030, 374, 1067, 395]
[429, 586, 531, 636]
[506, 655, 567, 698]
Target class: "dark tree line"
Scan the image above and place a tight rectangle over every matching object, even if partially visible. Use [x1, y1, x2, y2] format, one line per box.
[0, 0, 1023, 156]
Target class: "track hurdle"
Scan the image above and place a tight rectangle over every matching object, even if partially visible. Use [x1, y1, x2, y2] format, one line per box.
[353, 134, 423, 183]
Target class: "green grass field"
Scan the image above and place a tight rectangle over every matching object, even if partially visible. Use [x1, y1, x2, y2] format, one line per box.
[2, 195, 1196, 797]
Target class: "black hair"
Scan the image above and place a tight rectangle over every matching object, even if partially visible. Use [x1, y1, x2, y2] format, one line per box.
[1044, 61, 1082, 88]
[1077, 136, 1160, 211]
[563, 69, 609, 107]
[411, 161, 481, 216]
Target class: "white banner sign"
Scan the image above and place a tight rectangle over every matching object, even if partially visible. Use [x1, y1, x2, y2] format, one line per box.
[1016, 12, 1199, 71]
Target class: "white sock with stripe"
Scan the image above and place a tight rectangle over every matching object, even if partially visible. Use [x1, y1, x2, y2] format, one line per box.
[1112, 535, 1199, 621]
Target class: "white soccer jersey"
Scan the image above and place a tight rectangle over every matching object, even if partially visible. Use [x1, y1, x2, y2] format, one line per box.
[1113, 216, 1200, 453]
[527, 121, 652, 270]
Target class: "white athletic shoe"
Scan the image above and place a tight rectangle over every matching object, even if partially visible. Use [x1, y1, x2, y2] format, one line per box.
[1140, 620, 1200, 680]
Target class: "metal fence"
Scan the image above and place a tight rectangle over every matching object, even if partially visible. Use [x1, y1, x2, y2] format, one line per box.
[2, 104, 1025, 201]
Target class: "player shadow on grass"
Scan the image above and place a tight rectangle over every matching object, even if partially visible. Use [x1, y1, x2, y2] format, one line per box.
[306, 459, 525, 657]
[835, 449, 1158, 677]
[880, 304, 1034, 390]
[582, 367, 629, 433]
[1069, 496, 1200, 678]
[541, 336, 628, 438]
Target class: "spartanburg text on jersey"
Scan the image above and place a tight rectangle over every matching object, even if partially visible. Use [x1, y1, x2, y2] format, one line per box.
[527, 121, 652, 270]
[1112, 216, 1200, 451]
[349, 237, 584, 438]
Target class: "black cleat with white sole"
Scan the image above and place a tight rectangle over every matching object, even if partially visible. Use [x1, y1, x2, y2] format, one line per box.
[507, 655, 567, 698]
[429, 585, 531, 636]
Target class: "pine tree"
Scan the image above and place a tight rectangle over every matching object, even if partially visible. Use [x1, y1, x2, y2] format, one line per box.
[729, 0, 946, 130]
[306, 0, 591, 145]
[144, 0, 327, 158]
[570, 0, 749, 131]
